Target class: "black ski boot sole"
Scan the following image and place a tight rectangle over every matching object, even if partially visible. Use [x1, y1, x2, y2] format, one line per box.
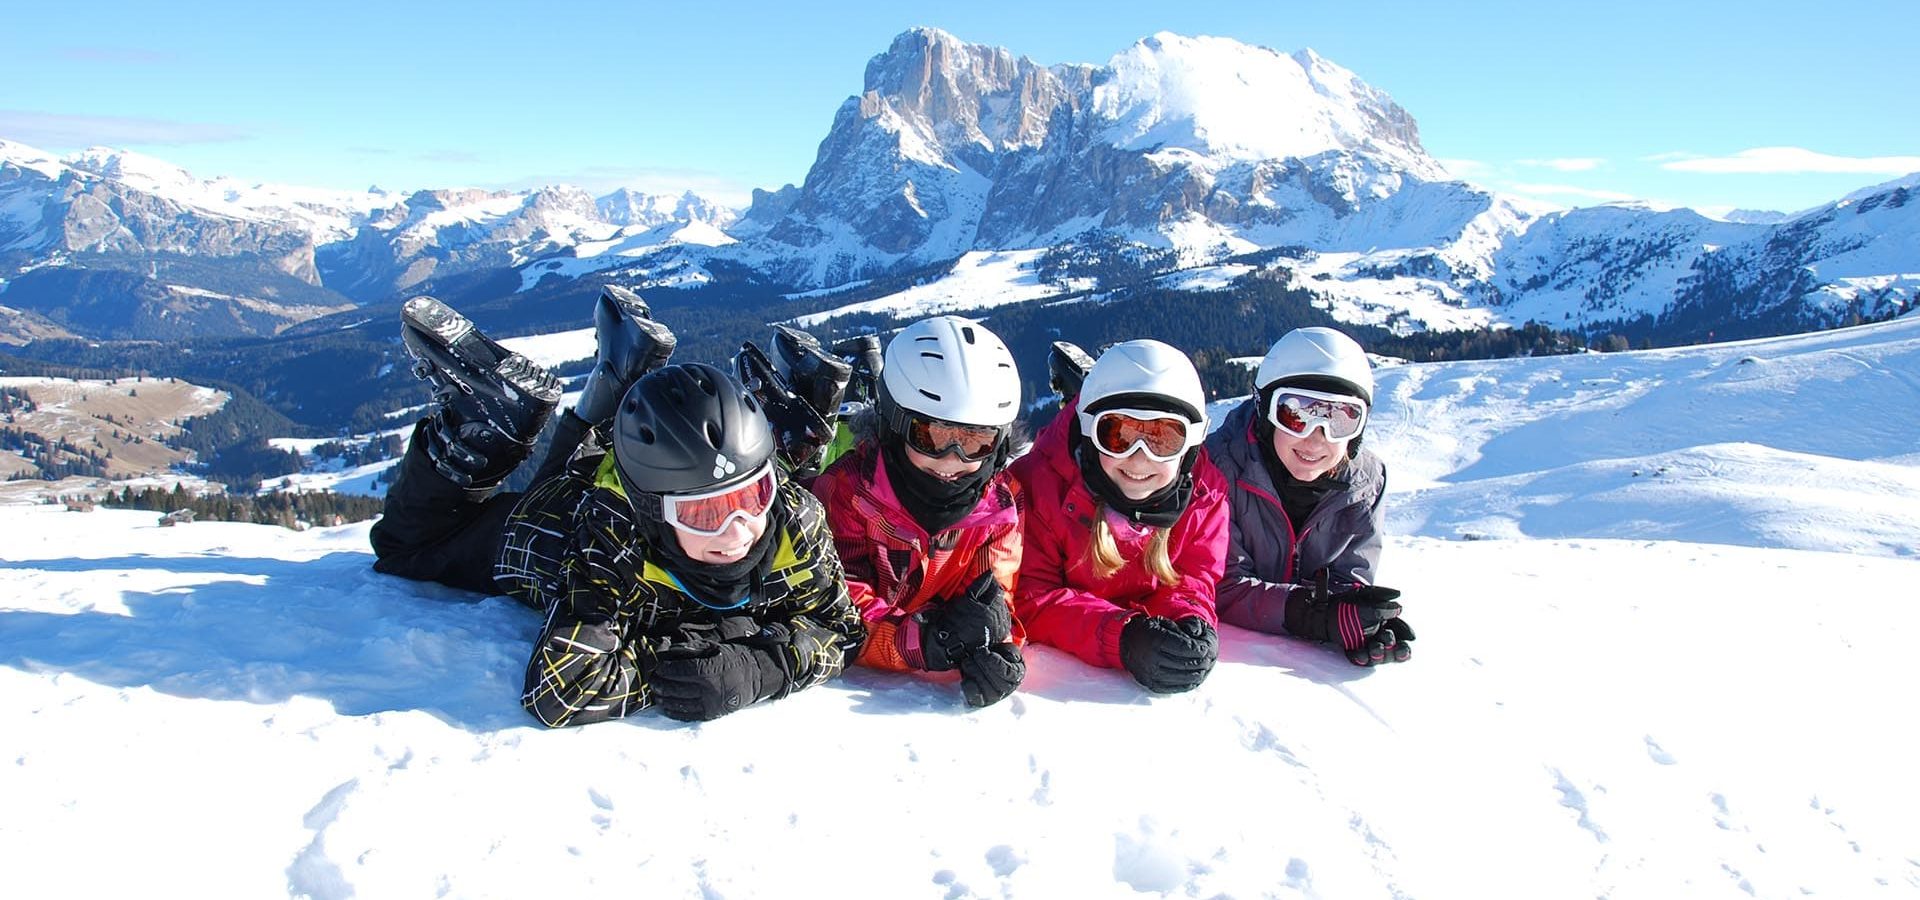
[401, 296, 563, 443]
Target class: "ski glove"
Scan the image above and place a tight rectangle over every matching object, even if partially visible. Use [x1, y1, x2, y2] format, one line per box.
[1119, 615, 1219, 694]
[957, 643, 1026, 708]
[1283, 573, 1415, 667]
[905, 572, 1014, 672]
[651, 644, 787, 722]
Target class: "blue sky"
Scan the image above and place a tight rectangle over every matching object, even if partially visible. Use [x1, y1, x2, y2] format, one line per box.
[3, 0, 1915, 214]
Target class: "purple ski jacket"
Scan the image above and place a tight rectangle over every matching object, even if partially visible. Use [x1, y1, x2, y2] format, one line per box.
[1201, 399, 1387, 636]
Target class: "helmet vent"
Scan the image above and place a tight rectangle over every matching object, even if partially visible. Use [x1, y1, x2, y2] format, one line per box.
[637, 425, 656, 444]
[918, 389, 943, 402]
[920, 351, 944, 360]
[961, 326, 976, 343]
[705, 421, 723, 448]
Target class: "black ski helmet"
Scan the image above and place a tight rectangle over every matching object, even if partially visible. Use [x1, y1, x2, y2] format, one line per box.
[611, 363, 776, 499]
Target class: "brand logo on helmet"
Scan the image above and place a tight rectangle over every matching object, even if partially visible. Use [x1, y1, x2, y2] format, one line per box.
[711, 454, 737, 480]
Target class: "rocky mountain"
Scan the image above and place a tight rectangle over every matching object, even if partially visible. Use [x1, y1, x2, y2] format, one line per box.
[720, 29, 1466, 286]
[706, 29, 1911, 337]
[0, 139, 734, 339]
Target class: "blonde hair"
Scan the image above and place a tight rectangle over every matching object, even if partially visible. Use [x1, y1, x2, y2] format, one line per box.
[1084, 500, 1178, 587]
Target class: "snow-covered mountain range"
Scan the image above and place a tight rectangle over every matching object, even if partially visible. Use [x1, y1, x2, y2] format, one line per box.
[0, 139, 734, 339]
[2, 28, 1915, 346]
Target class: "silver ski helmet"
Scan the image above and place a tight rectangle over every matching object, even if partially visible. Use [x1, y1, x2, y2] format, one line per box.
[1076, 339, 1208, 425]
[878, 315, 1021, 428]
[1255, 327, 1374, 404]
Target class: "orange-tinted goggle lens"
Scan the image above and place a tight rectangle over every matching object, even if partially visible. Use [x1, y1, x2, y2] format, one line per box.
[662, 465, 778, 535]
[905, 416, 1001, 461]
[1092, 411, 1193, 461]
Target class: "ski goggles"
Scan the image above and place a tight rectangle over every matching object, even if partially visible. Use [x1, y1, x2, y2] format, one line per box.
[1081, 408, 1203, 462]
[658, 462, 780, 536]
[902, 413, 1004, 462]
[1267, 387, 1368, 441]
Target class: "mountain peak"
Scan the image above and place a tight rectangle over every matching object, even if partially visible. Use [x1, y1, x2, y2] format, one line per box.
[0, 138, 64, 179]
[65, 145, 202, 194]
[1093, 33, 1439, 176]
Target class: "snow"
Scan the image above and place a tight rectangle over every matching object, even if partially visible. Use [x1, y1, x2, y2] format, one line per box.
[1091, 35, 1441, 180]
[790, 249, 1055, 327]
[497, 327, 597, 369]
[514, 221, 731, 293]
[4, 318, 1919, 898]
[1153, 263, 1253, 292]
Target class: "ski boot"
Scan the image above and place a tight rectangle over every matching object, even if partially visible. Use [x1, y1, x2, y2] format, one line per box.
[1047, 340, 1095, 403]
[829, 333, 883, 409]
[735, 340, 835, 475]
[401, 296, 563, 488]
[574, 285, 678, 429]
[774, 324, 853, 423]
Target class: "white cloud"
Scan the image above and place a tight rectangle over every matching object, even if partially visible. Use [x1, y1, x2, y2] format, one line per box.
[0, 110, 249, 147]
[1518, 158, 1605, 172]
[1660, 146, 1920, 175]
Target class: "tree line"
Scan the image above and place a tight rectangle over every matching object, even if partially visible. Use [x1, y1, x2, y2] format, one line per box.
[105, 483, 386, 528]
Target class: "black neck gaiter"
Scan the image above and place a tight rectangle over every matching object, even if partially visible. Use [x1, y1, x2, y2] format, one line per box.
[1254, 415, 1349, 530]
[640, 495, 790, 609]
[1070, 424, 1196, 529]
[881, 440, 995, 536]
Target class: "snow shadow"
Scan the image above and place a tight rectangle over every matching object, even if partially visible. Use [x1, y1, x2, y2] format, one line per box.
[1216, 624, 1381, 686]
[0, 552, 542, 732]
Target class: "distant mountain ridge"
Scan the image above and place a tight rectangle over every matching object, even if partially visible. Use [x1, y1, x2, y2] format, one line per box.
[0, 139, 734, 340]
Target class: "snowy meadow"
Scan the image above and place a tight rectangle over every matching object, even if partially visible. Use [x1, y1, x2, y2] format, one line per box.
[4, 317, 1918, 899]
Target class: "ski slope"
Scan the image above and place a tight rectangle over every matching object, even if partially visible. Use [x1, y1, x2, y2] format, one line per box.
[4, 317, 1918, 899]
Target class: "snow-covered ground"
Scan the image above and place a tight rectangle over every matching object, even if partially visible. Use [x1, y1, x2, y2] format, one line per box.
[789, 250, 1060, 327]
[5, 317, 1918, 899]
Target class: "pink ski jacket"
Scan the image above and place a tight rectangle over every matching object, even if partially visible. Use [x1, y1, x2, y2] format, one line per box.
[811, 442, 1024, 671]
[1007, 400, 1228, 670]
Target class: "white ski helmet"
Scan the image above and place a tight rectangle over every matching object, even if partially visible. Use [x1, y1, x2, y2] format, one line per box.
[1255, 327, 1374, 403]
[1077, 339, 1208, 425]
[879, 315, 1021, 427]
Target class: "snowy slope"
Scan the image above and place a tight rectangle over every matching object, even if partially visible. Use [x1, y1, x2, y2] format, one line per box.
[3, 332, 1918, 895]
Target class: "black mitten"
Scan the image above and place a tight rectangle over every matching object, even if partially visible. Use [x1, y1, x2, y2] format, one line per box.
[957, 643, 1026, 708]
[651, 644, 786, 721]
[1118, 615, 1219, 693]
[1283, 571, 1414, 666]
[916, 572, 1014, 671]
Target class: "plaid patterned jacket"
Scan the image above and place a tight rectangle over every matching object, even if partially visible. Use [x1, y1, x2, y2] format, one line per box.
[497, 451, 861, 727]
